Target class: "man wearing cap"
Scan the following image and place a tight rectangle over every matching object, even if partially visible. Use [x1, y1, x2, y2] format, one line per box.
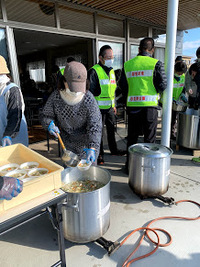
[119, 37, 167, 172]
[42, 61, 102, 164]
[88, 45, 126, 165]
[175, 56, 183, 63]
[0, 56, 28, 147]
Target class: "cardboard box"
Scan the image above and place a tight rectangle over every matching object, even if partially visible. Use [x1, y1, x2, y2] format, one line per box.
[0, 144, 64, 212]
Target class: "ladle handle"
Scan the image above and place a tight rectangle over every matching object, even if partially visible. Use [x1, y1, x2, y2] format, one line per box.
[57, 133, 66, 151]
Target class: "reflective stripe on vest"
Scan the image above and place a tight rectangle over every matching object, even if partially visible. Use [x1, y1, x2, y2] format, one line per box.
[100, 78, 116, 85]
[97, 99, 115, 107]
[173, 83, 184, 88]
[91, 64, 116, 109]
[128, 95, 158, 103]
[126, 70, 153, 78]
[124, 56, 159, 107]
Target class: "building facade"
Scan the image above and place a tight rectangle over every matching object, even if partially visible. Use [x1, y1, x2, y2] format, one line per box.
[0, 0, 184, 88]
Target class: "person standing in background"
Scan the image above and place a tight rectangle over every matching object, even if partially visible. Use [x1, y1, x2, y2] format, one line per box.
[119, 37, 167, 172]
[171, 61, 187, 140]
[88, 45, 126, 165]
[185, 47, 200, 108]
[0, 56, 28, 147]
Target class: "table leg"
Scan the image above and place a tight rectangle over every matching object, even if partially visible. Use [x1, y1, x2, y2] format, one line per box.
[55, 203, 66, 267]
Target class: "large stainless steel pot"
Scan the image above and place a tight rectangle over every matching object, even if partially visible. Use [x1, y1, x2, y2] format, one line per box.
[177, 112, 200, 149]
[128, 143, 173, 197]
[61, 166, 111, 243]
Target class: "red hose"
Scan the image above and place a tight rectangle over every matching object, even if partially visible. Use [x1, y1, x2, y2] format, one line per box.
[120, 200, 200, 267]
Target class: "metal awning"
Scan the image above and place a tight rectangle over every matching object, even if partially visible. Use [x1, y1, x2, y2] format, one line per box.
[67, 0, 200, 30]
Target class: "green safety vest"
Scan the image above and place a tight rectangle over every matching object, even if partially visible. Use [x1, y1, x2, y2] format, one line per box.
[173, 74, 185, 101]
[92, 64, 117, 109]
[60, 68, 64, 75]
[160, 73, 185, 103]
[124, 56, 159, 107]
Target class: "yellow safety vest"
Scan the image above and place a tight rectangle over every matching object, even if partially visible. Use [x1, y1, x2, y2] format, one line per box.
[160, 73, 185, 103]
[124, 56, 159, 107]
[173, 74, 185, 101]
[92, 64, 116, 109]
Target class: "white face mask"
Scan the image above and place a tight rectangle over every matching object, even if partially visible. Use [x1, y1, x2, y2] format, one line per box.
[104, 59, 114, 68]
[60, 88, 84, 106]
[66, 88, 83, 97]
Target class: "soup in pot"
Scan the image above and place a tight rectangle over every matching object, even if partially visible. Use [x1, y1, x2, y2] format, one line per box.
[62, 179, 104, 193]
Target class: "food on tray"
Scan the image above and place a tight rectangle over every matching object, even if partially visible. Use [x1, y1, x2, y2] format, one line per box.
[30, 170, 48, 176]
[9, 172, 26, 178]
[5, 169, 27, 179]
[20, 162, 39, 170]
[22, 164, 37, 169]
[3, 167, 17, 172]
[28, 168, 48, 177]
[0, 163, 19, 173]
[62, 179, 104, 193]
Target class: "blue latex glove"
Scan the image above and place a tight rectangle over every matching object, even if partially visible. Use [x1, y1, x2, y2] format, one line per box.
[83, 148, 96, 163]
[48, 121, 60, 138]
[180, 93, 187, 103]
[0, 177, 23, 200]
[2, 136, 12, 147]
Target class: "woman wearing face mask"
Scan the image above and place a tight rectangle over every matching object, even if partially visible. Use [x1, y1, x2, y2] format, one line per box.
[171, 61, 187, 140]
[88, 45, 126, 165]
[0, 56, 28, 147]
[41, 61, 102, 165]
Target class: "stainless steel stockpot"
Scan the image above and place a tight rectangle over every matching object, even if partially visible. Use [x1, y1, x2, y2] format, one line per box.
[177, 112, 200, 149]
[61, 166, 111, 243]
[128, 143, 173, 197]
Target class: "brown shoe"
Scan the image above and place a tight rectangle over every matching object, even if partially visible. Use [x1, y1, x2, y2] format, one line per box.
[97, 155, 104, 165]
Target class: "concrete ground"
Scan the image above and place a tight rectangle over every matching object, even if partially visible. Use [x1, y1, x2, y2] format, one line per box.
[0, 122, 200, 267]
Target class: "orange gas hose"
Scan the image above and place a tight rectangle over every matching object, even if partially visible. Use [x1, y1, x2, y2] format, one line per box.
[120, 200, 200, 267]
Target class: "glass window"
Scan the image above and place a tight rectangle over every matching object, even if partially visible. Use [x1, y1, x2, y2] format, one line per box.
[0, 29, 8, 61]
[98, 15, 124, 37]
[153, 29, 166, 44]
[98, 41, 123, 70]
[27, 61, 45, 82]
[154, 47, 165, 63]
[130, 45, 139, 59]
[130, 23, 148, 39]
[5, 0, 56, 27]
[154, 34, 166, 44]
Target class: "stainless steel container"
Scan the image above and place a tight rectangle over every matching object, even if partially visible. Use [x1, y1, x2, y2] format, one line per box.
[61, 166, 111, 243]
[177, 112, 200, 149]
[128, 143, 173, 197]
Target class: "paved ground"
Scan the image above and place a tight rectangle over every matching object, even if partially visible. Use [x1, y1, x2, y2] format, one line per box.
[0, 123, 199, 267]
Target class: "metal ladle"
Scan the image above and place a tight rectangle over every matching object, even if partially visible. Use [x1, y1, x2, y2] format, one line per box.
[57, 133, 79, 167]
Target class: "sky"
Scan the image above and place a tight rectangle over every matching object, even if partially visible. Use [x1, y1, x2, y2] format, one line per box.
[183, 27, 200, 62]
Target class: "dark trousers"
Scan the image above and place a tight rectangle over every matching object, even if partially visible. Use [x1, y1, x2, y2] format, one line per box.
[171, 109, 178, 136]
[99, 108, 117, 157]
[126, 107, 158, 166]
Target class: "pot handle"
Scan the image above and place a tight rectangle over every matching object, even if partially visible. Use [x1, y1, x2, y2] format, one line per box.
[141, 165, 156, 172]
[62, 197, 79, 212]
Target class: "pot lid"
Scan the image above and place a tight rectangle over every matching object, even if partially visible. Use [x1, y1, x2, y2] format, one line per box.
[128, 143, 173, 158]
